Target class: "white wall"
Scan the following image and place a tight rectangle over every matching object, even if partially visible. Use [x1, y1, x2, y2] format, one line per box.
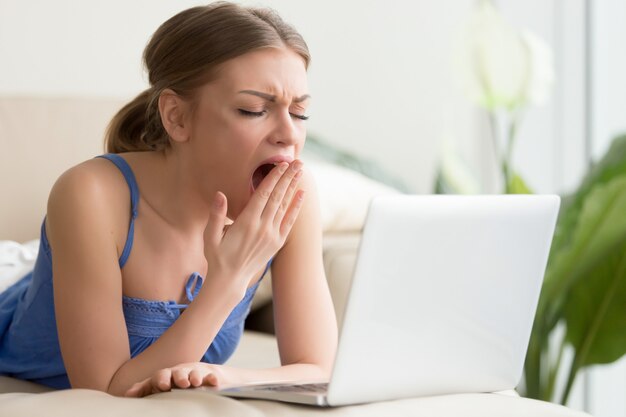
[0, 0, 186, 98]
[0, 0, 477, 194]
[591, 0, 626, 158]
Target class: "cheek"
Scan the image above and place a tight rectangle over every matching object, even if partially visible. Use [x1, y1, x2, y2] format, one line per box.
[228, 123, 259, 147]
[213, 110, 260, 145]
[192, 112, 252, 153]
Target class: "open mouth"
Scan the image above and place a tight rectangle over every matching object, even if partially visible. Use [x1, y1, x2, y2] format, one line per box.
[251, 163, 276, 191]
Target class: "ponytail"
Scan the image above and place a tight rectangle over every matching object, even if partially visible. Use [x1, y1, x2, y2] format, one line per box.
[104, 88, 168, 153]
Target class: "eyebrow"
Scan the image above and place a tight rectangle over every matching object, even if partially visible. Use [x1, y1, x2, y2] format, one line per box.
[238, 90, 311, 103]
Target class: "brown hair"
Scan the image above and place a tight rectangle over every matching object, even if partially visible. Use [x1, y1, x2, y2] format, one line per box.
[105, 2, 310, 153]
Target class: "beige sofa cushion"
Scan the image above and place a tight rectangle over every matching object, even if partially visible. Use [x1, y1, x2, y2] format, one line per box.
[0, 385, 591, 417]
[0, 389, 592, 417]
[0, 332, 591, 417]
[309, 158, 400, 232]
[0, 96, 119, 243]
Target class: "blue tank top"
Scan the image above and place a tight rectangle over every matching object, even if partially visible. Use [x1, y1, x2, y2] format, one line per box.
[0, 153, 271, 389]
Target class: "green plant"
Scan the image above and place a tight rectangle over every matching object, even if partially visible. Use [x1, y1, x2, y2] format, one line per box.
[521, 133, 626, 404]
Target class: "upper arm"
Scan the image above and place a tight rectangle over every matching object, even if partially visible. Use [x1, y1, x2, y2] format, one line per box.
[270, 169, 338, 373]
[46, 161, 131, 390]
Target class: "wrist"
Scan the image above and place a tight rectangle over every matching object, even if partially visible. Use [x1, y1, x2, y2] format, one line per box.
[200, 270, 248, 302]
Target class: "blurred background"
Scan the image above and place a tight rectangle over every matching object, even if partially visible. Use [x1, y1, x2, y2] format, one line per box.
[0, 0, 624, 415]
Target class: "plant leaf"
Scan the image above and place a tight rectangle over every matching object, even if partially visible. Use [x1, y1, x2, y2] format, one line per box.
[564, 237, 626, 366]
[537, 135, 626, 325]
[507, 172, 533, 194]
[540, 177, 626, 324]
[549, 134, 626, 267]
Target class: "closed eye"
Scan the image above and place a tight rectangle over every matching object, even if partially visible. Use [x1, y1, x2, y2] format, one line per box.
[238, 109, 309, 121]
[238, 109, 265, 117]
[290, 113, 309, 121]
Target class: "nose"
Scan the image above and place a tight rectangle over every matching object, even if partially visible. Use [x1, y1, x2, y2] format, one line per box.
[268, 110, 301, 147]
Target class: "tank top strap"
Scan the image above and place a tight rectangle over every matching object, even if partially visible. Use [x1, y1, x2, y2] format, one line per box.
[95, 153, 139, 269]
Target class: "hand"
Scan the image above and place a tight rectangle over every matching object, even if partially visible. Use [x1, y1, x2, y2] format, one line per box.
[203, 160, 305, 291]
[124, 362, 229, 397]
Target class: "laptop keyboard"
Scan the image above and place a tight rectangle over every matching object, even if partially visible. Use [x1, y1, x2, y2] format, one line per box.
[253, 383, 328, 393]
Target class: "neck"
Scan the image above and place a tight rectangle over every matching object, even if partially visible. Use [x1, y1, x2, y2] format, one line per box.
[138, 150, 229, 234]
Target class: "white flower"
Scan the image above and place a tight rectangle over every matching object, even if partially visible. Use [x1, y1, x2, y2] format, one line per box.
[455, 0, 554, 111]
[521, 29, 555, 106]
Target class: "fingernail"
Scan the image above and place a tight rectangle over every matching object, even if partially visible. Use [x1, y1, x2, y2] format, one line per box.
[214, 192, 223, 209]
[294, 170, 303, 179]
[278, 162, 289, 173]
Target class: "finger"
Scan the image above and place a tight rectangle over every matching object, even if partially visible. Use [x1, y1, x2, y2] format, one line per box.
[273, 168, 303, 227]
[261, 160, 303, 222]
[125, 380, 149, 398]
[136, 380, 154, 398]
[280, 189, 306, 236]
[189, 368, 205, 387]
[124, 384, 139, 397]
[172, 367, 191, 389]
[204, 191, 228, 247]
[202, 372, 219, 387]
[246, 162, 289, 215]
[151, 368, 172, 392]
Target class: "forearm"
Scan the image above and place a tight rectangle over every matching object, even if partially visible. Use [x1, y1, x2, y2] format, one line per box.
[222, 363, 330, 388]
[107, 280, 245, 396]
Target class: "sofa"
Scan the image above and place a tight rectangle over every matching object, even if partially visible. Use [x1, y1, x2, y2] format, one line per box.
[0, 96, 591, 416]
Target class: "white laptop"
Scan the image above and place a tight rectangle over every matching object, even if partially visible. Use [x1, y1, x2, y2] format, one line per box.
[215, 195, 560, 406]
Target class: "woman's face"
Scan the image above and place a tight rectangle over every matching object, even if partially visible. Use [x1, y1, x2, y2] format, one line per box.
[184, 47, 309, 219]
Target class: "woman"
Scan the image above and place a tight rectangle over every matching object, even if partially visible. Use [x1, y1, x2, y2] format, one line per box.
[0, 2, 337, 397]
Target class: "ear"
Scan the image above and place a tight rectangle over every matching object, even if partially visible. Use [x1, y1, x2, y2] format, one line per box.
[158, 89, 191, 143]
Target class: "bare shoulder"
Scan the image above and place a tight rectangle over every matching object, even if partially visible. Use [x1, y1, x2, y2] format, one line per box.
[46, 157, 130, 252]
[49, 157, 127, 204]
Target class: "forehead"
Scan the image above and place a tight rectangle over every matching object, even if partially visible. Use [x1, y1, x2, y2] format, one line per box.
[208, 47, 309, 99]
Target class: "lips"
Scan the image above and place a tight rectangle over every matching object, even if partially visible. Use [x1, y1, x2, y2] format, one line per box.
[250, 155, 293, 192]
